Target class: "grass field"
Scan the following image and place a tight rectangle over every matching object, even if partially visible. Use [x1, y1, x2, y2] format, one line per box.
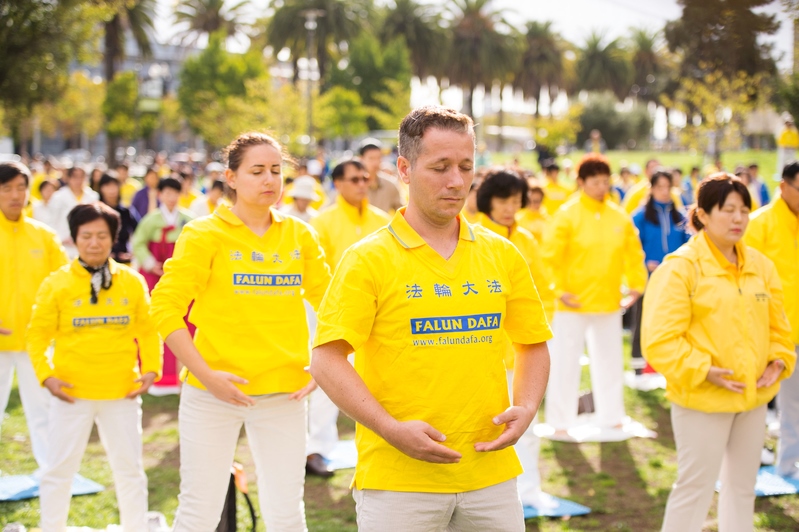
[2, 337, 798, 531]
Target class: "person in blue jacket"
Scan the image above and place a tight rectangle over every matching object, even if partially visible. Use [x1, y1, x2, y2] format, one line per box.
[629, 170, 691, 372]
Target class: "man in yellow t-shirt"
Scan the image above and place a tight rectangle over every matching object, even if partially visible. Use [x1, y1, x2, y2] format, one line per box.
[311, 106, 552, 531]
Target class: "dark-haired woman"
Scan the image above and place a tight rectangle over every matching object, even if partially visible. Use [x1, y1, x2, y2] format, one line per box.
[150, 132, 331, 531]
[542, 153, 648, 435]
[476, 169, 556, 509]
[629, 171, 690, 373]
[98, 174, 138, 264]
[28, 202, 161, 531]
[642, 174, 795, 531]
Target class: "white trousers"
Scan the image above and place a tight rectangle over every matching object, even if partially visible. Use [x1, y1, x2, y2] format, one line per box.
[39, 397, 147, 532]
[172, 385, 308, 532]
[0, 351, 51, 471]
[777, 346, 799, 476]
[506, 370, 541, 504]
[307, 352, 353, 458]
[662, 404, 766, 532]
[545, 311, 625, 430]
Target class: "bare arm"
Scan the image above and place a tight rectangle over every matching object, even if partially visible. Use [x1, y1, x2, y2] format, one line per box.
[475, 341, 550, 452]
[311, 339, 462, 464]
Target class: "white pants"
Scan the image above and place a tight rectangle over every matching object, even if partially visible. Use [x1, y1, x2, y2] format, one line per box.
[172, 385, 308, 532]
[306, 352, 353, 458]
[662, 404, 766, 532]
[545, 311, 625, 430]
[39, 397, 147, 532]
[0, 351, 51, 471]
[777, 345, 799, 476]
[506, 370, 541, 504]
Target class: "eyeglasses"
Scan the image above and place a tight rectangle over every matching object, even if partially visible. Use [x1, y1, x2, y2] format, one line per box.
[345, 176, 370, 184]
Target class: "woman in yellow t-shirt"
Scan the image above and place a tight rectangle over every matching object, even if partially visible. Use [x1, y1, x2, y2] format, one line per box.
[150, 132, 331, 531]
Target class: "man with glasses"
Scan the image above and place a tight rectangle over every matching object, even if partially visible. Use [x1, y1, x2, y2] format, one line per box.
[305, 160, 390, 477]
[746, 161, 799, 479]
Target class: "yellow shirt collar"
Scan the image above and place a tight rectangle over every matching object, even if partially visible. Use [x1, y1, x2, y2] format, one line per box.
[214, 203, 285, 226]
[476, 213, 514, 239]
[578, 191, 607, 211]
[387, 207, 476, 249]
[702, 231, 745, 277]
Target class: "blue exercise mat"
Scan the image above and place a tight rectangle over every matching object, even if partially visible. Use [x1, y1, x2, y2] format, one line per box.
[754, 466, 799, 497]
[0, 474, 103, 501]
[325, 439, 357, 470]
[523, 496, 591, 519]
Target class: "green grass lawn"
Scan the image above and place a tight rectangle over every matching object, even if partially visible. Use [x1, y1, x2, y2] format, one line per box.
[3, 336, 797, 531]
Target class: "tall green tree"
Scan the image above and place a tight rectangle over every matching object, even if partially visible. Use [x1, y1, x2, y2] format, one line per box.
[104, 0, 156, 82]
[174, 0, 251, 48]
[446, 0, 517, 118]
[629, 28, 667, 104]
[314, 86, 370, 140]
[267, 0, 370, 84]
[379, 0, 448, 82]
[665, 0, 778, 79]
[576, 32, 632, 100]
[103, 71, 139, 143]
[514, 21, 564, 117]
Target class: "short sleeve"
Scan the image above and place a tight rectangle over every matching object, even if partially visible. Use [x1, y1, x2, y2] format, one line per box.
[502, 242, 553, 345]
[313, 248, 378, 352]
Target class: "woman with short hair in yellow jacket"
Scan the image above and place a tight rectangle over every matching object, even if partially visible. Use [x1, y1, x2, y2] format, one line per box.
[475, 168, 556, 510]
[642, 174, 796, 532]
[28, 202, 161, 531]
[542, 153, 648, 435]
[149, 132, 331, 531]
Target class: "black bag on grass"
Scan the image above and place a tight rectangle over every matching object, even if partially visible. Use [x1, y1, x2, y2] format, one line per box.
[216, 463, 257, 532]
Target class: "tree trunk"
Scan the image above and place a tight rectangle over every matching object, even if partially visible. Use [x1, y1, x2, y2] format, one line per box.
[497, 84, 505, 153]
[794, 17, 798, 74]
[466, 83, 475, 119]
[104, 18, 120, 82]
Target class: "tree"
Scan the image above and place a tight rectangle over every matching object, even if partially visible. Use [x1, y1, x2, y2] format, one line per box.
[576, 32, 632, 100]
[103, 71, 139, 144]
[784, 0, 799, 73]
[267, 0, 370, 84]
[629, 28, 673, 105]
[379, 0, 448, 82]
[314, 86, 370, 140]
[446, 0, 517, 118]
[665, 0, 778, 79]
[104, 0, 156, 82]
[174, 0, 251, 48]
[177, 31, 265, 134]
[36, 71, 106, 150]
[515, 21, 565, 117]
[576, 92, 653, 149]
[0, 0, 112, 149]
[326, 34, 412, 130]
[778, 74, 799, 125]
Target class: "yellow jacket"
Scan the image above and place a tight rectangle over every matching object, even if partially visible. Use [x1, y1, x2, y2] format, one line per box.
[746, 197, 799, 344]
[542, 192, 648, 313]
[542, 181, 573, 214]
[779, 128, 799, 149]
[622, 180, 685, 214]
[642, 233, 795, 413]
[150, 205, 332, 395]
[27, 259, 162, 400]
[515, 208, 549, 243]
[1, 212, 68, 351]
[310, 195, 390, 269]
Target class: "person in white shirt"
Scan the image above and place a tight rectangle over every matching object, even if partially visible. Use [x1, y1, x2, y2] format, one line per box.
[189, 180, 226, 218]
[49, 166, 100, 258]
[280, 176, 320, 223]
[32, 179, 60, 229]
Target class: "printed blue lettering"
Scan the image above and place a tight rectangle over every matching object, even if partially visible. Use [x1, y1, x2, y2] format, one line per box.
[409, 313, 501, 335]
[233, 273, 303, 287]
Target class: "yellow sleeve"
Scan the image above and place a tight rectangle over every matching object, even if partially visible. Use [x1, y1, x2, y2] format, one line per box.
[743, 215, 767, 253]
[642, 259, 712, 388]
[541, 211, 569, 299]
[764, 261, 797, 376]
[301, 226, 332, 311]
[26, 277, 58, 385]
[132, 273, 163, 379]
[313, 248, 377, 351]
[624, 218, 648, 292]
[503, 243, 553, 345]
[45, 228, 69, 272]
[150, 224, 213, 340]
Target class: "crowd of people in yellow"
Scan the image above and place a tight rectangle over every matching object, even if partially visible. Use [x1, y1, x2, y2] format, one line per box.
[1, 105, 798, 531]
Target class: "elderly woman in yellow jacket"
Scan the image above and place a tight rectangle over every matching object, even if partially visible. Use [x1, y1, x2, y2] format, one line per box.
[642, 174, 796, 532]
[475, 168, 556, 510]
[28, 202, 162, 531]
[542, 153, 648, 434]
[150, 132, 331, 531]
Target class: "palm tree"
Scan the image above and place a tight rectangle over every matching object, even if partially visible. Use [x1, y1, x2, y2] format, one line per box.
[379, 0, 448, 82]
[104, 0, 155, 82]
[267, 0, 370, 85]
[629, 28, 667, 104]
[446, 0, 517, 118]
[576, 31, 632, 100]
[514, 21, 564, 117]
[174, 0, 251, 48]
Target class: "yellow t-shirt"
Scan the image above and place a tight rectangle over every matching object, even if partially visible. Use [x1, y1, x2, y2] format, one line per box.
[542, 181, 573, 214]
[120, 179, 142, 207]
[314, 208, 552, 493]
[150, 205, 332, 394]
